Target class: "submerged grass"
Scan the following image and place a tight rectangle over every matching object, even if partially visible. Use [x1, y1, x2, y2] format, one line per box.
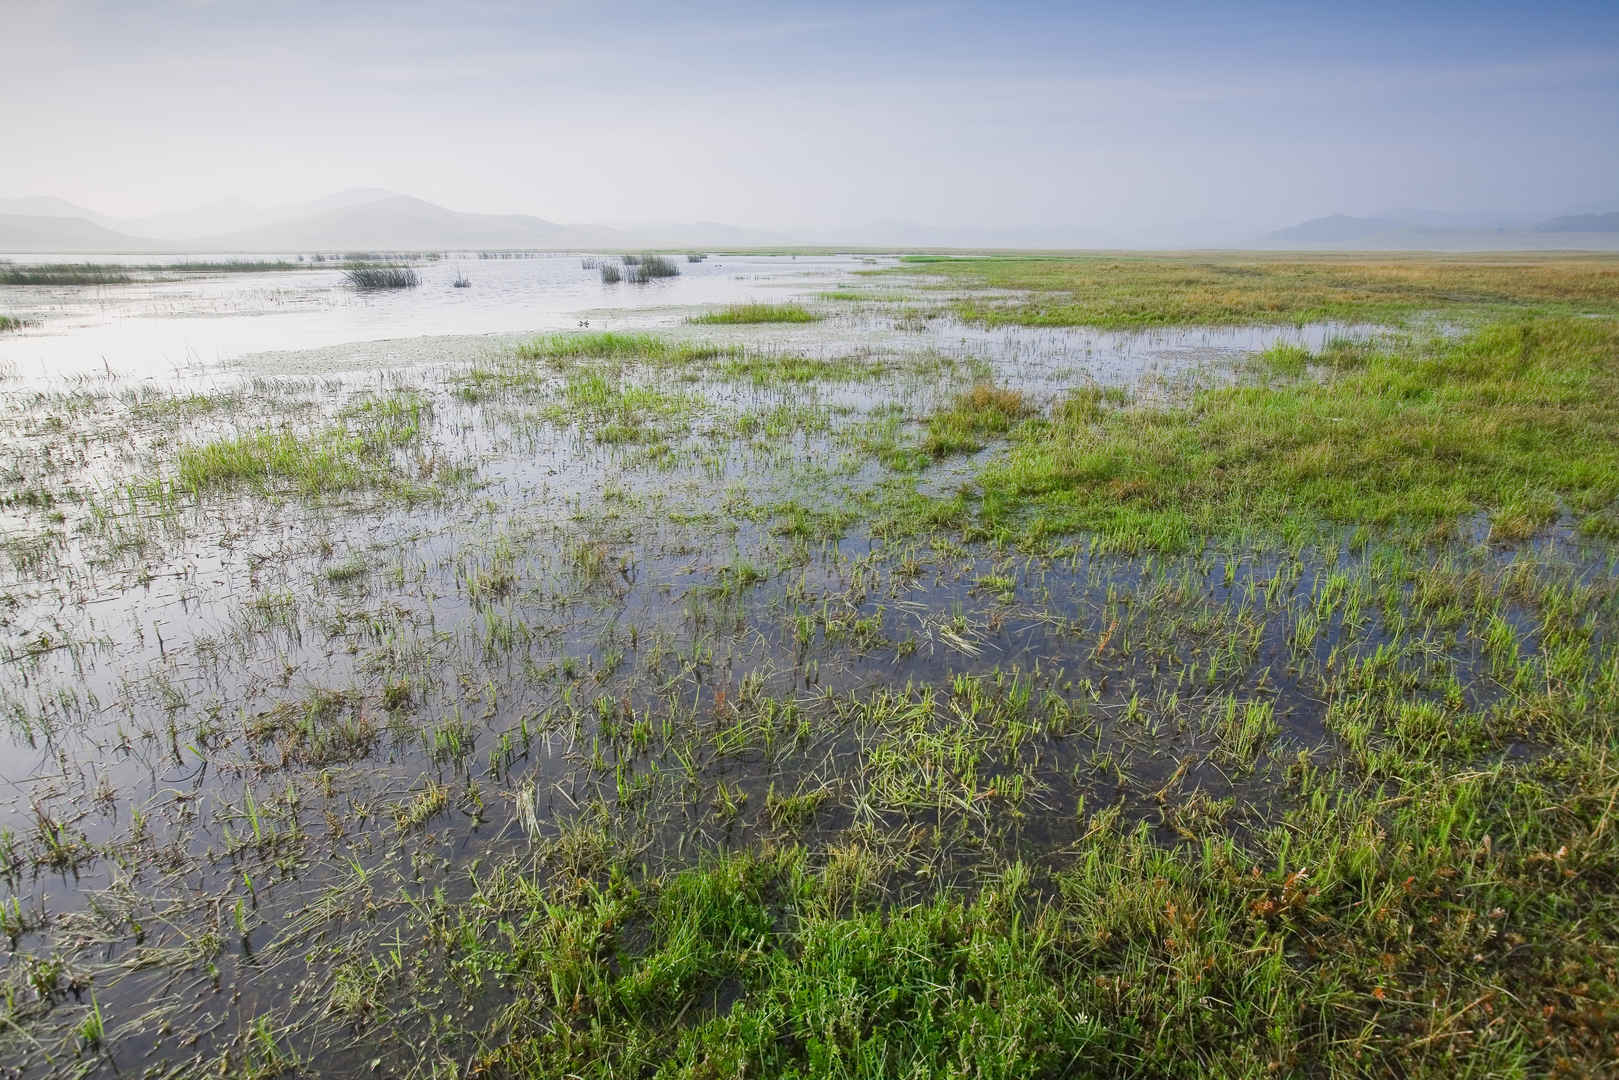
[718, 352, 875, 385]
[459, 333, 743, 402]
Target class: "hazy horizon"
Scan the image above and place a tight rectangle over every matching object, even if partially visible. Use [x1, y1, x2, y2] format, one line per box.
[5, 1, 1618, 240]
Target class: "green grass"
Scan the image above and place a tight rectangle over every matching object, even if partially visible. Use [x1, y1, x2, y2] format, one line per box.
[899, 253, 1619, 328]
[460, 333, 739, 402]
[923, 384, 1035, 456]
[468, 333, 869, 398]
[0, 315, 23, 332]
[819, 289, 915, 302]
[515, 332, 737, 365]
[175, 392, 431, 495]
[467, 715, 1619, 1080]
[688, 303, 821, 324]
[963, 317, 1619, 550]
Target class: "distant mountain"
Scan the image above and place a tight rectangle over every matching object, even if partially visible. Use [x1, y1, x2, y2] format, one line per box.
[190, 194, 616, 250]
[1263, 215, 1418, 245]
[123, 197, 277, 242]
[0, 196, 114, 225]
[1261, 213, 1619, 251]
[1374, 208, 1539, 231]
[605, 219, 790, 246]
[0, 213, 156, 252]
[282, 188, 404, 217]
[1535, 212, 1619, 233]
[12, 187, 1619, 253]
[0, 190, 614, 252]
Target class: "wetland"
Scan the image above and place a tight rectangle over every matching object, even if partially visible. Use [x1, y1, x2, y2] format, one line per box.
[1, 250, 1618, 1078]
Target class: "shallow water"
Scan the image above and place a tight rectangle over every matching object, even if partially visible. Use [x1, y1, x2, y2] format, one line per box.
[0, 254, 876, 383]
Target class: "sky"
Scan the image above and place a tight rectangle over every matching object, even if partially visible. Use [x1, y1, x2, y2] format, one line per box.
[4, 0, 1618, 237]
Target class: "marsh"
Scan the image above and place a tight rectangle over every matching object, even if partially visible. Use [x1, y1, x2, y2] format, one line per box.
[0, 252, 1617, 1077]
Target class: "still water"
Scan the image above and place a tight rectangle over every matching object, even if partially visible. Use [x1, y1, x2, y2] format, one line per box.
[0, 253, 879, 382]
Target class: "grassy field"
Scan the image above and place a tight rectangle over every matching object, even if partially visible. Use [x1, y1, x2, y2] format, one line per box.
[0, 254, 1616, 1078]
[901, 252, 1619, 328]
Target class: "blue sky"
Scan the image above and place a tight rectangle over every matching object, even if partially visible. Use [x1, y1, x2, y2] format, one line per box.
[5, 1, 1616, 235]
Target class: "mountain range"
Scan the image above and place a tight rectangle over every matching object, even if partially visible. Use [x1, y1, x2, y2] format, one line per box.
[1260, 209, 1619, 251]
[0, 190, 804, 253]
[1, 190, 1617, 252]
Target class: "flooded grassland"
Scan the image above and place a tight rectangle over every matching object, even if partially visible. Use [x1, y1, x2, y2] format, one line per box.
[1, 253, 1618, 1078]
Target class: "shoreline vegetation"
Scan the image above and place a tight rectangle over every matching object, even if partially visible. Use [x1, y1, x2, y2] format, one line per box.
[0, 252, 1617, 1078]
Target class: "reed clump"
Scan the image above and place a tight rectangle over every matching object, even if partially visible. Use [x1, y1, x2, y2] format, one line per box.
[625, 255, 680, 283]
[343, 264, 421, 290]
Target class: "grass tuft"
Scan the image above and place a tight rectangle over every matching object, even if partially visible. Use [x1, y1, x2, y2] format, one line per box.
[625, 254, 679, 283]
[923, 384, 1035, 456]
[689, 303, 820, 325]
[343, 264, 420, 290]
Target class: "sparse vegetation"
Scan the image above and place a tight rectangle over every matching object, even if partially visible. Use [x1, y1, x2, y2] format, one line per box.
[1, 264, 131, 285]
[0, 260, 308, 285]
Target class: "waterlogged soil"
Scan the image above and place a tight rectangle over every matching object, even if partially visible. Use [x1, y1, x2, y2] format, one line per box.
[0, 265, 1614, 1077]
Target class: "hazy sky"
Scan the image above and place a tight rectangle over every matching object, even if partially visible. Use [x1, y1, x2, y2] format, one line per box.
[6, 0, 1618, 231]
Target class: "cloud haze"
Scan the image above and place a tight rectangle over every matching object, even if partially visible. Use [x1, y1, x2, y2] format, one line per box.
[5, 1, 1617, 238]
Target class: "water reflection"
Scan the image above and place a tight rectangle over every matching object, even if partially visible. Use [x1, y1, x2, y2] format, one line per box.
[0, 253, 878, 382]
